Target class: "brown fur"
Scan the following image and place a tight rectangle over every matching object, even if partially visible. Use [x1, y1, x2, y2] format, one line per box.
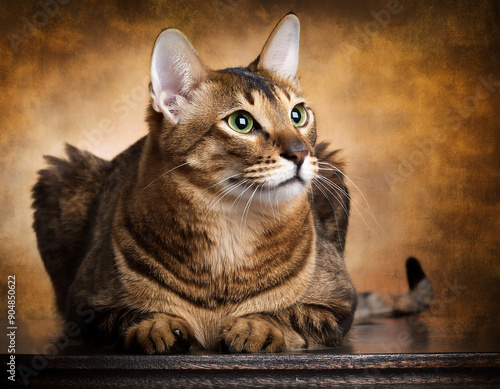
[33, 15, 359, 353]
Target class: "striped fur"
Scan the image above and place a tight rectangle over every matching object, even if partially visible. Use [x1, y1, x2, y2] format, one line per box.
[33, 14, 361, 353]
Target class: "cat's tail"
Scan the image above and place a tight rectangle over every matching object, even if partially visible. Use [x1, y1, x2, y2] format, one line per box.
[32, 144, 111, 314]
[355, 257, 433, 321]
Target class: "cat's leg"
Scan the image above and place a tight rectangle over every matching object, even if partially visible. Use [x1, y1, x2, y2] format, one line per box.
[273, 301, 355, 350]
[219, 314, 287, 353]
[70, 304, 194, 354]
[274, 239, 358, 349]
[219, 242, 356, 352]
[124, 312, 194, 354]
[219, 300, 354, 352]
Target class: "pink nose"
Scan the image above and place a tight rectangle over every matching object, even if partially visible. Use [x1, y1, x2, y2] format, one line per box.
[281, 149, 308, 168]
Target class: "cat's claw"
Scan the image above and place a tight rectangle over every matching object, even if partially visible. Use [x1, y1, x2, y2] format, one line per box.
[220, 316, 284, 353]
[125, 313, 192, 354]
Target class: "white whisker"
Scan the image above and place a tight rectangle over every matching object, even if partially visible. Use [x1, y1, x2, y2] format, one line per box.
[140, 162, 189, 193]
[265, 186, 278, 219]
[313, 181, 342, 245]
[241, 187, 258, 229]
[318, 172, 375, 221]
[203, 173, 243, 192]
[317, 174, 373, 232]
[230, 181, 254, 211]
[317, 172, 351, 200]
[202, 179, 248, 223]
[317, 162, 383, 231]
[315, 175, 349, 217]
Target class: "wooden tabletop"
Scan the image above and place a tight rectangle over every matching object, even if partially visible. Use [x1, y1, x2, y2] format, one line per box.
[2, 316, 499, 388]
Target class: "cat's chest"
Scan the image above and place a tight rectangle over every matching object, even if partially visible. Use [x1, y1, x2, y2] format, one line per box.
[202, 219, 257, 274]
[114, 205, 316, 349]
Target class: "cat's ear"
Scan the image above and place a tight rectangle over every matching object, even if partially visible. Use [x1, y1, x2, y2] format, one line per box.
[255, 13, 300, 81]
[149, 29, 208, 124]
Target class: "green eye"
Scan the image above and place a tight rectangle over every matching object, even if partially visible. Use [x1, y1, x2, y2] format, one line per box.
[228, 111, 254, 133]
[290, 104, 307, 127]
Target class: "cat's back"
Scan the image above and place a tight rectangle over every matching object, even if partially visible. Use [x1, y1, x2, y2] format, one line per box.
[91, 136, 147, 230]
[32, 136, 146, 314]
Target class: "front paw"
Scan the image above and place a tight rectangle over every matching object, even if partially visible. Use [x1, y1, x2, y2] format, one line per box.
[125, 313, 192, 354]
[219, 316, 284, 353]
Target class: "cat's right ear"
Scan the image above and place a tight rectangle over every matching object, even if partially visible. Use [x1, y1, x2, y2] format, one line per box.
[254, 13, 300, 82]
[149, 29, 208, 124]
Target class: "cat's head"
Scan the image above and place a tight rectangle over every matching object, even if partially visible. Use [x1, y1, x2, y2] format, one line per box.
[147, 14, 318, 204]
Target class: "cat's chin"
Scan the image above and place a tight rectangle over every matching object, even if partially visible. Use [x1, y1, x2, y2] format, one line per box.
[229, 178, 309, 206]
[259, 180, 309, 204]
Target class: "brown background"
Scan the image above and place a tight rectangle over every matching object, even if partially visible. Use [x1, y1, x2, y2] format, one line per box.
[0, 0, 498, 348]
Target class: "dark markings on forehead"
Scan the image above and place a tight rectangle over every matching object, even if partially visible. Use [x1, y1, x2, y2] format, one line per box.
[217, 67, 278, 102]
[244, 90, 254, 105]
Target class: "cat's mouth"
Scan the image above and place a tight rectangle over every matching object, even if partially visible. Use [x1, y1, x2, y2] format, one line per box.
[227, 175, 305, 191]
[223, 174, 309, 205]
[269, 176, 304, 189]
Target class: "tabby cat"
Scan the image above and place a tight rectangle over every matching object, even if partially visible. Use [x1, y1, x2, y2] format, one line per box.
[32, 14, 431, 354]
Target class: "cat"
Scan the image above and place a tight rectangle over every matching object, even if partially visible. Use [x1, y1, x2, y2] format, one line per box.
[356, 257, 432, 321]
[32, 13, 431, 354]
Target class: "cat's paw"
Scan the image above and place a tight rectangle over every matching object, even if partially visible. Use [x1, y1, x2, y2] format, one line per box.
[125, 313, 192, 354]
[219, 315, 284, 353]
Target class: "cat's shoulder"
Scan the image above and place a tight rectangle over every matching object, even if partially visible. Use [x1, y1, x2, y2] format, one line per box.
[109, 136, 147, 171]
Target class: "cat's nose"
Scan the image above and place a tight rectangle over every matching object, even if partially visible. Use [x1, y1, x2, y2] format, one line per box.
[281, 149, 308, 169]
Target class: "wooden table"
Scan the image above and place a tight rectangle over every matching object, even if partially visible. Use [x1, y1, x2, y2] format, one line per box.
[2, 316, 499, 388]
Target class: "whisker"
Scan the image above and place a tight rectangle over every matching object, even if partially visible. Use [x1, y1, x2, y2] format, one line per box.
[207, 182, 237, 210]
[202, 180, 248, 223]
[317, 172, 351, 200]
[319, 164, 371, 182]
[317, 162, 370, 205]
[230, 181, 254, 212]
[309, 183, 316, 212]
[317, 162, 383, 231]
[313, 181, 342, 245]
[316, 174, 373, 231]
[259, 188, 266, 214]
[267, 187, 275, 217]
[274, 188, 284, 223]
[317, 173, 376, 223]
[263, 186, 276, 219]
[241, 186, 258, 229]
[346, 175, 371, 182]
[140, 162, 189, 193]
[316, 175, 352, 216]
[203, 173, 243, 192]
[315, 175, 349, 217]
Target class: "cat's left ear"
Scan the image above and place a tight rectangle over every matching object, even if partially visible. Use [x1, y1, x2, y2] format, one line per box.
[149, 29, 208, 124]
[255, 13, 300, 82]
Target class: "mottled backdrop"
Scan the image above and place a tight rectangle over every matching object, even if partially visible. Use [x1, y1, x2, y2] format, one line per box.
[0, 0, 498, 347]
